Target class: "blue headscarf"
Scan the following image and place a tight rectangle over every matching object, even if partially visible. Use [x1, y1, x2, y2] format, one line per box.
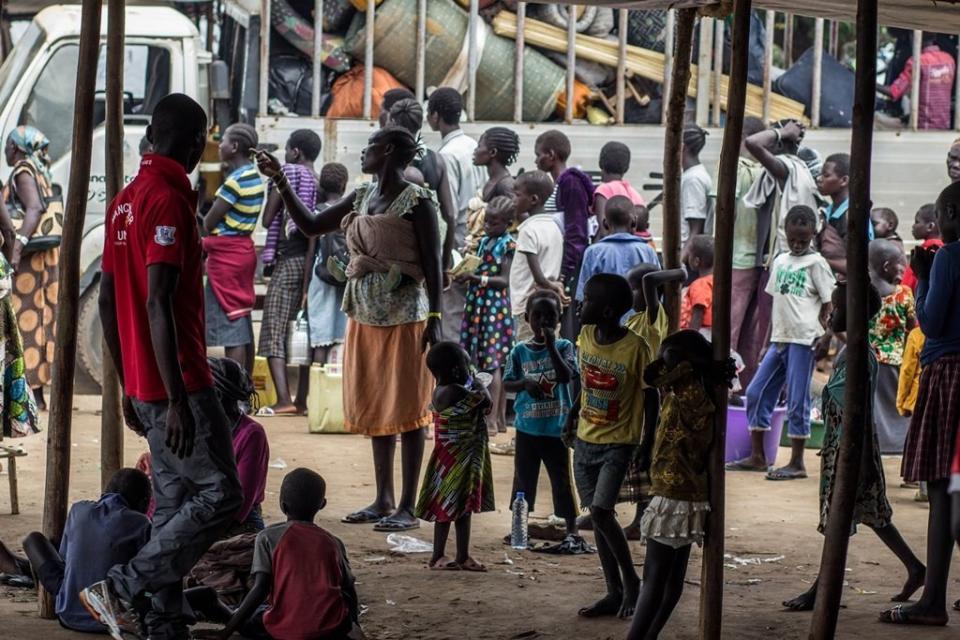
[8, 126, 52, 183]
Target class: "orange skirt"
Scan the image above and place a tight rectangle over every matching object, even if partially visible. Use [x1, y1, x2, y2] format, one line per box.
[343, 319, 433, 436]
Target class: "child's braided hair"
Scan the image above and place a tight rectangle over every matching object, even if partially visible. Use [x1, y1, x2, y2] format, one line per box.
[481, 127, 520, 166]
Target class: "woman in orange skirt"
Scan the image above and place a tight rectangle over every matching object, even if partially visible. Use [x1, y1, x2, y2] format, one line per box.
[257, 126, 443, 531]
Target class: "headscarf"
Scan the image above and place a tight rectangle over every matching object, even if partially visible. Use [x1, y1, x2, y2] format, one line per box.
[8, 126, 52, 183]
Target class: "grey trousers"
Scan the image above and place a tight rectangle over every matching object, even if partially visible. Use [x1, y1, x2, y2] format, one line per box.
[108, 388, 242, 640]
[442, 281, 467, 341]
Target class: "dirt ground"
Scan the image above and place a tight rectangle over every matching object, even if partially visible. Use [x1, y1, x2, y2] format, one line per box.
[1, 407, 958, 640]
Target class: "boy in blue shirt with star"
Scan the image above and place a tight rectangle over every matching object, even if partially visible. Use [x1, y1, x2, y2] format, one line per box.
[503, 289, 587, 552]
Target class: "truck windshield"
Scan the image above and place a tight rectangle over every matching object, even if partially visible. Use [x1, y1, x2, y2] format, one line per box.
[0, 22, 44, 114]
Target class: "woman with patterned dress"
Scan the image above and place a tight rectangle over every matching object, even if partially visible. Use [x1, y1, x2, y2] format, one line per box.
[257, 127, 443, 533]
[456, 196, 515, 432]
[783, 284, 924, 612]
[0, 248, 40, 440]
[415, 342, 494, 571]
[4, 126, 58, 411]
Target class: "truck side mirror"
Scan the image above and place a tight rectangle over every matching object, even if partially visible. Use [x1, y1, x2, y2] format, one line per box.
[210, 60, 230, 101]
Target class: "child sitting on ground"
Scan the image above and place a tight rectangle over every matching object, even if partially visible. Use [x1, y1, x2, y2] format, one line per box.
[730, 205, 835, 480]
[416, 342, 495, 571]
[216, 468, 361, 639]
[782, 283, 925, 613]
[563, 274, 658, 619]
[680, 235, 715, 333]
[872, 207, 905, 250]
[0, 469, 152, 633]
[509, 170, 567, 343]
[456, 196, 516, 434]
[594, 141, 646, 240]
[503, 290, 588, 552]
[868, 239, 916, 454]
[627, 330, 735, 640]
[902, 203, 943, 292]
[575, 196, 658, 303]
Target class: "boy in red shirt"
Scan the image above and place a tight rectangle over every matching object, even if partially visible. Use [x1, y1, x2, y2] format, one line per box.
[680, 235, 714, 332]
[218, 468, 361, 639]
[81, 94, 242, 640]
[902, 203, 943, 293]
[878, 35, 956, 131]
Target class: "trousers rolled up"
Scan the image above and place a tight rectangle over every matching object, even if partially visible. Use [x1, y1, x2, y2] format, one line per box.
[746, 342, 815, 439]
[108, 388, 242, 640]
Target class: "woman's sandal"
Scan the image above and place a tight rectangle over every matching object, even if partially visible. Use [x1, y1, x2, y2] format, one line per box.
[372, 516, 420, 532]
[765, 468, 808, 481]
[457, 558, 487, 572]
[257, 406, 300, 417]
[341, 508, 387, 524]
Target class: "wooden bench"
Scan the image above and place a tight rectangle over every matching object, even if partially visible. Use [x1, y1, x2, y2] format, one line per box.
[0, 445, 26, 515]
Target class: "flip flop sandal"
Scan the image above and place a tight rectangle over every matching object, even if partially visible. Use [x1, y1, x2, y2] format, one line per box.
[257, 406, 300, 417]
[341, 508, 386, 524]
[429, 559, 460, 571]
[725, 460, 770, 472]
[765, 469, 808, 481]
[372, 517, 420, 532]
[458, 559, 487, 572]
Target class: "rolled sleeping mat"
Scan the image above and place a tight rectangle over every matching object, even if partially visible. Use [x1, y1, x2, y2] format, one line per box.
[344, 0, 565, 122]
[529, 3, 615, 38]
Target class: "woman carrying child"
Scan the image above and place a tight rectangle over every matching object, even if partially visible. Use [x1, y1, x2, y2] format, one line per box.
[783, 283, 924, 613]
[456, 196, 515, 432]
[416, 342, 495, 571]
[463, 127, 520, 255]
[257, 126, 442, 533]
[627, 330, 734, 640]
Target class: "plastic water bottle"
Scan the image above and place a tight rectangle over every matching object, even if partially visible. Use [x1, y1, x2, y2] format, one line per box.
[511, 491, 529, 550]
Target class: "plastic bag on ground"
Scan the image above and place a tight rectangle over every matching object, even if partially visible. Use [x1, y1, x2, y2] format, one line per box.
[386, 533, 434, 553]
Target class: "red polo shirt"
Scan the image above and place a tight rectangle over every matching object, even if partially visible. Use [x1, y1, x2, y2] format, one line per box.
[101, 154, 212, 402]
[901, 237, 944, 293]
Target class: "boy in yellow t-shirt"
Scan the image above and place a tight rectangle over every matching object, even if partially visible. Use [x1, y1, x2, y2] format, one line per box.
[626, 264, 686, 355]
[563, 274, 657, 620]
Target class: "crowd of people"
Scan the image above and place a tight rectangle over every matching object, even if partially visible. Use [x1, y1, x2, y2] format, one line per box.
[0, 84, 959, 640]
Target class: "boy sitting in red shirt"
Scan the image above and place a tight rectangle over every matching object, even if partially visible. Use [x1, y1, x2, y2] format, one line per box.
[680, 235, 714, 332]
[217, 468, 361, 639]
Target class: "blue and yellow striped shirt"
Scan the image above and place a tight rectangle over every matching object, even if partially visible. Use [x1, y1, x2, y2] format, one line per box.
[213, 164, 265, 236]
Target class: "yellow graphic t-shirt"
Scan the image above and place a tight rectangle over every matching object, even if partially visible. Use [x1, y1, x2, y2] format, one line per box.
[577, 325, 653, 445]
[625, 309, 669, 357]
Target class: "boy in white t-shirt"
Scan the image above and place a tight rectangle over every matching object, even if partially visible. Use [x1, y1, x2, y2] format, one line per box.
[729, 205, 835, 480]
[510, 171, 567, 342]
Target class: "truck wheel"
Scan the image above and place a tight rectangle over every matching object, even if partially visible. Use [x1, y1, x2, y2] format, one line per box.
[77, 280, 104, 392]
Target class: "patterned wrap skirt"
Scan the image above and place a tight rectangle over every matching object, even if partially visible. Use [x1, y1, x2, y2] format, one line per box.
[11, 247, 58, 388]
[902, 354, 960, 483]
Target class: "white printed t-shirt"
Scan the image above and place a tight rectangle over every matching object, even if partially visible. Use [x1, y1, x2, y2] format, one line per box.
[766, 250, 836, 345]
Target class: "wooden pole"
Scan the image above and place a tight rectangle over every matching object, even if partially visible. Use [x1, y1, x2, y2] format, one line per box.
[712, 15, 724, 126]
[696, 17, 713, 126]
[662, 9, 675, 126]
[616, 9, 627, 125]
[468, 0, 479, 121]
[762, 10, 774, 122]
[101, 0, 124, 491]
[564, 4, 576, 124]
[40, 0, 102, 618]
[700, 0, 751, 637]
[909, 30, 921, 131]
[808, 0, 876, 637]
[258, 0, 270, 115]
[415, 0, 427, 103]
[812, 18, 824, 127]
[362, 0, 374, 119]
[784, 13, 794, 65]
[513, 1, 526, 123]
[310, 0, 323, 117]
[662, 8, 696, 334]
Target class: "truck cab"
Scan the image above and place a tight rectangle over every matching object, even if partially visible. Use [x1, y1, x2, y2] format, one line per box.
[0, 5, 209, 387]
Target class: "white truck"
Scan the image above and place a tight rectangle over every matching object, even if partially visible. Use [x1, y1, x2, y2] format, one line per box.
[0, 2, 954, 388]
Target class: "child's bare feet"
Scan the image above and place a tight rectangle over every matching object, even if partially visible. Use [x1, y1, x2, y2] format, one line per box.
[457, 557, 487, 572]
[578, 593, 622, 618]
[783, 585, 817, 611]
[891, 565, 925, 602]
[619, 574, 640, 618]
[428, 556, 460, 571]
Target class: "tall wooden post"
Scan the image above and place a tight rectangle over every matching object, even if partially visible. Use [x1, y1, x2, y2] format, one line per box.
[40, 0, 102, 617]
[808, 0, 877, 638]
[661, 8, 696, 333]
[700, 1, 751, 637]
[101, 0, 125, 490]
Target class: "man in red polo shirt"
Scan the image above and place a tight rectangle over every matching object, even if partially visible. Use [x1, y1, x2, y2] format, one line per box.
[80, 94, 241, 640]
[879, 34, 956, 131]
